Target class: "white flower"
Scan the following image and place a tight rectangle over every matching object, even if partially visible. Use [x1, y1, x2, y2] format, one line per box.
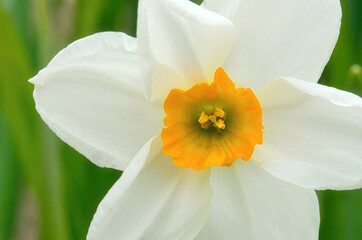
[30, 0, 362, 239]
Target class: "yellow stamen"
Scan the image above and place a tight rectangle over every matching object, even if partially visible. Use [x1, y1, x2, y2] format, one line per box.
[201, 120, 213, 129]
[198, 107, 226, 130]
[198, 111, 209, 124]
[214, 106, 225, 118]
[208, 115, 217, 123]
[214, 119, 225, 129]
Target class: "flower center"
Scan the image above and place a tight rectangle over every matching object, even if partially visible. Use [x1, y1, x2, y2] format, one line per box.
[198, 106, 226, 130]
[161, 67, 263, 171]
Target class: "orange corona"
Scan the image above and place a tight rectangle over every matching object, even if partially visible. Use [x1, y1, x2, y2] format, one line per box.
[161, 68, 263, 170]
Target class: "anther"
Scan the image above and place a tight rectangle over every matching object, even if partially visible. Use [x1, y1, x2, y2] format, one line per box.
[198, 111, 209, 124]
[198, 107, 226, 130]
[214, 119, 225, 129]
[214, 106, 225, 118]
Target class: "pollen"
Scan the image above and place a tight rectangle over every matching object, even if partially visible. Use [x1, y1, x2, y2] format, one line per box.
[214, 106, 225, 118]
[198, 107, 226, 130]
[161, 67, 263, 171]
[198, 111, 209, 125]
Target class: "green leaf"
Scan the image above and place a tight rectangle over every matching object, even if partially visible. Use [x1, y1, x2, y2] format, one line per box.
[0, 114, 19, 240]
[0, 5, 70, 240]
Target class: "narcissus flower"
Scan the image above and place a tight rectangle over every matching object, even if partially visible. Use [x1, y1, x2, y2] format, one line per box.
[30, 0, 362, 239]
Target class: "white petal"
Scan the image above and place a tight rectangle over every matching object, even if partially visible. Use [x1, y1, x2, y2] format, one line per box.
[201, 0, 241, 20]
[196, 160, 319, 240]
[255, 78, 362, 190]
[47, 32, 143, 91]
[87, 136, 212, 240]
[30, 32, 163, 171]
[203, 0, 341, 92]
[138, 0, 235, 100]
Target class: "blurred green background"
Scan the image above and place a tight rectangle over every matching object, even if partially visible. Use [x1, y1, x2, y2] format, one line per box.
[0, 0, 361, 239]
